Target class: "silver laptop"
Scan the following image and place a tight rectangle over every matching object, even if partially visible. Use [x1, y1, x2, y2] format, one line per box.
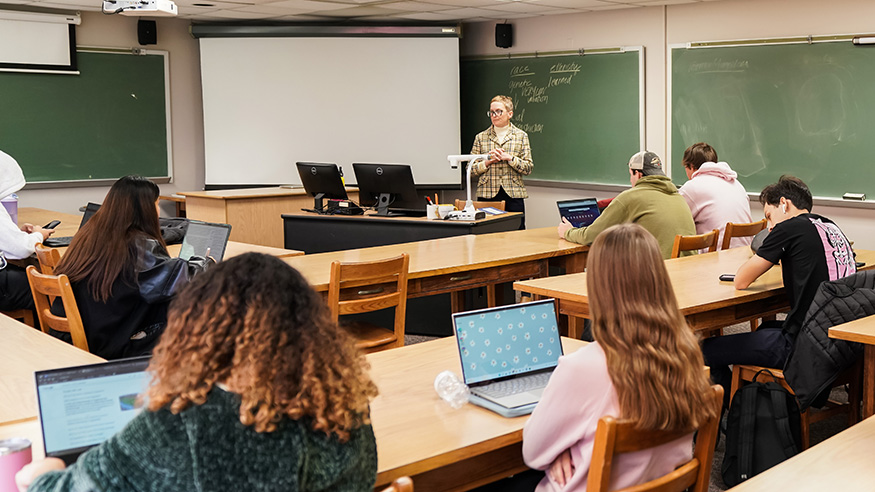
[452, 299, 563, 417]
[34, 356, 152, 465]
[557, 198, 600, 228]
[178, 220, 232, 261]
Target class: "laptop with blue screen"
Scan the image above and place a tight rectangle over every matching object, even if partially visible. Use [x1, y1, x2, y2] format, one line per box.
[34, 356, 152, 465]
[557, 198, 600, 228]
[452, 299, 563, 417]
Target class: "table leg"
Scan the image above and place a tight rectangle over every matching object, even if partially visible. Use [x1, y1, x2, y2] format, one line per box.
[864, 346, 875, 419]
[568, 316, 585, 340]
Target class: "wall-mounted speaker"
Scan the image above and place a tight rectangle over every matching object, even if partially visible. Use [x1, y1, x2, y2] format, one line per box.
[138, 19, 157, 46]
[495, 24, 512, 49]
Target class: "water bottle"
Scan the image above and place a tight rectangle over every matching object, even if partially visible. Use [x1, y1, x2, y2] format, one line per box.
[434, 370, 470, 409]
[1, 193, 18, 225]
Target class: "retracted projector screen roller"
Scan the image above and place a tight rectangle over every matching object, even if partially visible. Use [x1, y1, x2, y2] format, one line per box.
[199, 33, 462, 187]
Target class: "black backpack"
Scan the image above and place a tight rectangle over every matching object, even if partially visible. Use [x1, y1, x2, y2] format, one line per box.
[721, 369, 803, 487]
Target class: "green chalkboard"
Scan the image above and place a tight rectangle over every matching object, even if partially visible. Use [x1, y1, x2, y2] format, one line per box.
[671, 41, 875, 200]
[0, 50, 170, 183]
[461, 49, 642, 185]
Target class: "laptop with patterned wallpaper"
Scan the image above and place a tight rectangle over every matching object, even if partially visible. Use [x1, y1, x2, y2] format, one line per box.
[452, 299, 563, 417]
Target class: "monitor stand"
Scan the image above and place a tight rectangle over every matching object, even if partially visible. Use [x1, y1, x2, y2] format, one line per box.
[373, 193, 402, 216]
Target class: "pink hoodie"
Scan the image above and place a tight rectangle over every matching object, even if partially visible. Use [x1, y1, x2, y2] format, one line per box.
[678, 161, 753, 249]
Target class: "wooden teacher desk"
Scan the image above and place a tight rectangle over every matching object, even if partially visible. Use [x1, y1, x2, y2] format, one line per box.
[829, 314, 875, 419]
[0, 320, 586, 492]
[281, 211, 523, 254]
[18, 207, 303, 259]
[514, 247, 875, 339]
[179, 187, 359, 249]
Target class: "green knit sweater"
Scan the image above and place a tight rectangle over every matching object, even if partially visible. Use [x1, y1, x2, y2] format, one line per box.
[29, 389, 377, 492]
[564, 175, 696, 259]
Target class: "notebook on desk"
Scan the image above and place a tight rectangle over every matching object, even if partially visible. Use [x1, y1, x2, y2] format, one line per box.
[557, 198, 600, 228]
[452, 299, 563, 418]
[42, 202, 101, 248]
[34, 356, 152, 465]
[178, 220, 232, 261]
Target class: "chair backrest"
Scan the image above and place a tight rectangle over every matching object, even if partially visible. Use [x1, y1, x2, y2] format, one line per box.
[35, 243, 62, 275]
[588, 385, 723, 492]
[380, 477, 414, 492]
[327, 253, 409, 350]
[721, 219, 767, 250]
[25, 265, 88, 352]
[671, 229, 719, 258]
[453, 199, 506, 211]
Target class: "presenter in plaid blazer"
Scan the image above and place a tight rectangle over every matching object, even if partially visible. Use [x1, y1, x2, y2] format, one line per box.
[470, 95, 533, 229]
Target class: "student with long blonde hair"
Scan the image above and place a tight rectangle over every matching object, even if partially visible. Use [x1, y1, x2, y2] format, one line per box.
[18, 253, 379, 491]
[522, 223, 717, 491]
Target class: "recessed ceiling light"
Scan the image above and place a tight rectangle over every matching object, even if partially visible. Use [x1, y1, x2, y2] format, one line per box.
[192, 3, 215, 6]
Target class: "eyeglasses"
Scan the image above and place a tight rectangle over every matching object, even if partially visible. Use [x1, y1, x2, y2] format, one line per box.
[487, 109, 505, 117]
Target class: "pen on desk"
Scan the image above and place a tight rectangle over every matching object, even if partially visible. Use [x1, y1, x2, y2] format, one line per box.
[425, 196, 435, 205]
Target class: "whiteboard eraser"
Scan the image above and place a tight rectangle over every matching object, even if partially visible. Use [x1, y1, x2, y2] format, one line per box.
[842, 193, 866, 201]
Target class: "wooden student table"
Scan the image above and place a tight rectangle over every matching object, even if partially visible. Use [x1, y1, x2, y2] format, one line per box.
[514, 247, 875, 339]
[0, 319, 587, 492]
[727, 414, 875, 491]
[17, 207, 302, 259]
[829, 314, 875, 419]
[283, 227, 588, 309]
[179, 187, 359, 249]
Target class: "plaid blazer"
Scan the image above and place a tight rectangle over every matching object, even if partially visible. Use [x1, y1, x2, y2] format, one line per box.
[470, 123, 533, 199]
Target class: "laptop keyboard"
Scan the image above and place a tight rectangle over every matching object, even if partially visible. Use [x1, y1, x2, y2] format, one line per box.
[475, 371, 551, 398]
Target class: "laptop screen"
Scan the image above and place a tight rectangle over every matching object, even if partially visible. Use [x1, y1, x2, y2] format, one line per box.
[35, 357, 151, 460]
[453, 299, 563, 385]
[79, 202, 101, 228]
[179, 220, 232, 261]
[557, 198, 600, 228]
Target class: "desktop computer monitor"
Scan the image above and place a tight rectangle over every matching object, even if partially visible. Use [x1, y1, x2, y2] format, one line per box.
[352, 163, 425, 217]
[296, 162, 349, 212]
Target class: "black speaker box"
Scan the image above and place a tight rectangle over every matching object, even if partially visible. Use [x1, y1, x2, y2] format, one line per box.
[495, 24, 512, 49]
[138, 19, 157, 46]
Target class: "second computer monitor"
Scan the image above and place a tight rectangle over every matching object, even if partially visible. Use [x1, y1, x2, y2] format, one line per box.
[296, 162, 349, 211]
[352, 163, 424, 216]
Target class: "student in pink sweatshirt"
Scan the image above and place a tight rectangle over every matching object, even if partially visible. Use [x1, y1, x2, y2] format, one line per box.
[677, 143, 753, 249]
[522, 223, 717, 492]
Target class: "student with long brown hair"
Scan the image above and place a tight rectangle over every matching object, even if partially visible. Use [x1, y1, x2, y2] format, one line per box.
[49, 175, 210, 359]
[522, 223, 717, 491]
[18, 253, 379, 491]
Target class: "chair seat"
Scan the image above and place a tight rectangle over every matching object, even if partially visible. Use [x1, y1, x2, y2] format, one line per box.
[342, 321, 399, 351]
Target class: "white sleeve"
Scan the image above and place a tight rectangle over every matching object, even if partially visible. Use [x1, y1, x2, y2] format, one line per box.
[0, 205, 41, 259]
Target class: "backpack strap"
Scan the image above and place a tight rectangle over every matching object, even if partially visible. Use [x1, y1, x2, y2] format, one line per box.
[768, 384, 800, 457]
[738, 385, 757, 481]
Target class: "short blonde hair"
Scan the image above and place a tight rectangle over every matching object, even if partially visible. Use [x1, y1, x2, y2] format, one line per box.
[490, 95, 514, 113]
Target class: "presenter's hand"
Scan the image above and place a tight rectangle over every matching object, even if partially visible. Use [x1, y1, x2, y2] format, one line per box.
[16, 457, 66, 491]
[547, 449, 575, 487]
[558, 217, 574, 239]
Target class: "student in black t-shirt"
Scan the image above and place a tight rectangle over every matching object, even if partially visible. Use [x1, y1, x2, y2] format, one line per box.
[702, 175, 856, 404]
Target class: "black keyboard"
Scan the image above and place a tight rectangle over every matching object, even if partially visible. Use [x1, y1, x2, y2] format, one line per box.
[43, 236, 73, 248]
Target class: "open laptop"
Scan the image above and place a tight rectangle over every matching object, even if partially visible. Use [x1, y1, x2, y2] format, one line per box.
[178, 220, 232, 261]
[452, 299, 563, 417]
[42, 202, 101, 248]
[34, 356, 152, 465]
[557, 198, 600, 228]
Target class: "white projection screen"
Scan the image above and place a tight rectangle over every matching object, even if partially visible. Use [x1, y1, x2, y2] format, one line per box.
[199, 35, 461, 187]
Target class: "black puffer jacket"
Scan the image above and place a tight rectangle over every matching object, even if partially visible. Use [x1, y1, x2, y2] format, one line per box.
[783, 270, 875, 410]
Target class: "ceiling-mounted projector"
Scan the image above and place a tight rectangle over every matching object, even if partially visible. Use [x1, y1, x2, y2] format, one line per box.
[102, 0, 178, 16]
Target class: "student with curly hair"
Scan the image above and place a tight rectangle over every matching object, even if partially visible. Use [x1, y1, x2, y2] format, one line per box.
[18, 253, 379, 492]
[522, 224, 717, 491]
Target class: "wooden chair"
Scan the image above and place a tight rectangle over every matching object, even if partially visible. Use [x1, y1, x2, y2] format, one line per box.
[730, 362, 860, 450]
[328, 253, 409, 354]
[722, 219, 767, 250]
[1, 309, 34, 327]
[670, 229, 719, 258]
[453, 199, 505, 211]
[588, 384, 723, 492]
[25, 265, 89, 352]
[35, 243, 62, 275]
[380, 477, 413, 492]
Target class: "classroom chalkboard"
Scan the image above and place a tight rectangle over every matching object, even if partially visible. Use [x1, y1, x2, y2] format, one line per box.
[460, 49, 642, 185]
[671, 41, 875, 200]
[0, 49, 170, 183]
